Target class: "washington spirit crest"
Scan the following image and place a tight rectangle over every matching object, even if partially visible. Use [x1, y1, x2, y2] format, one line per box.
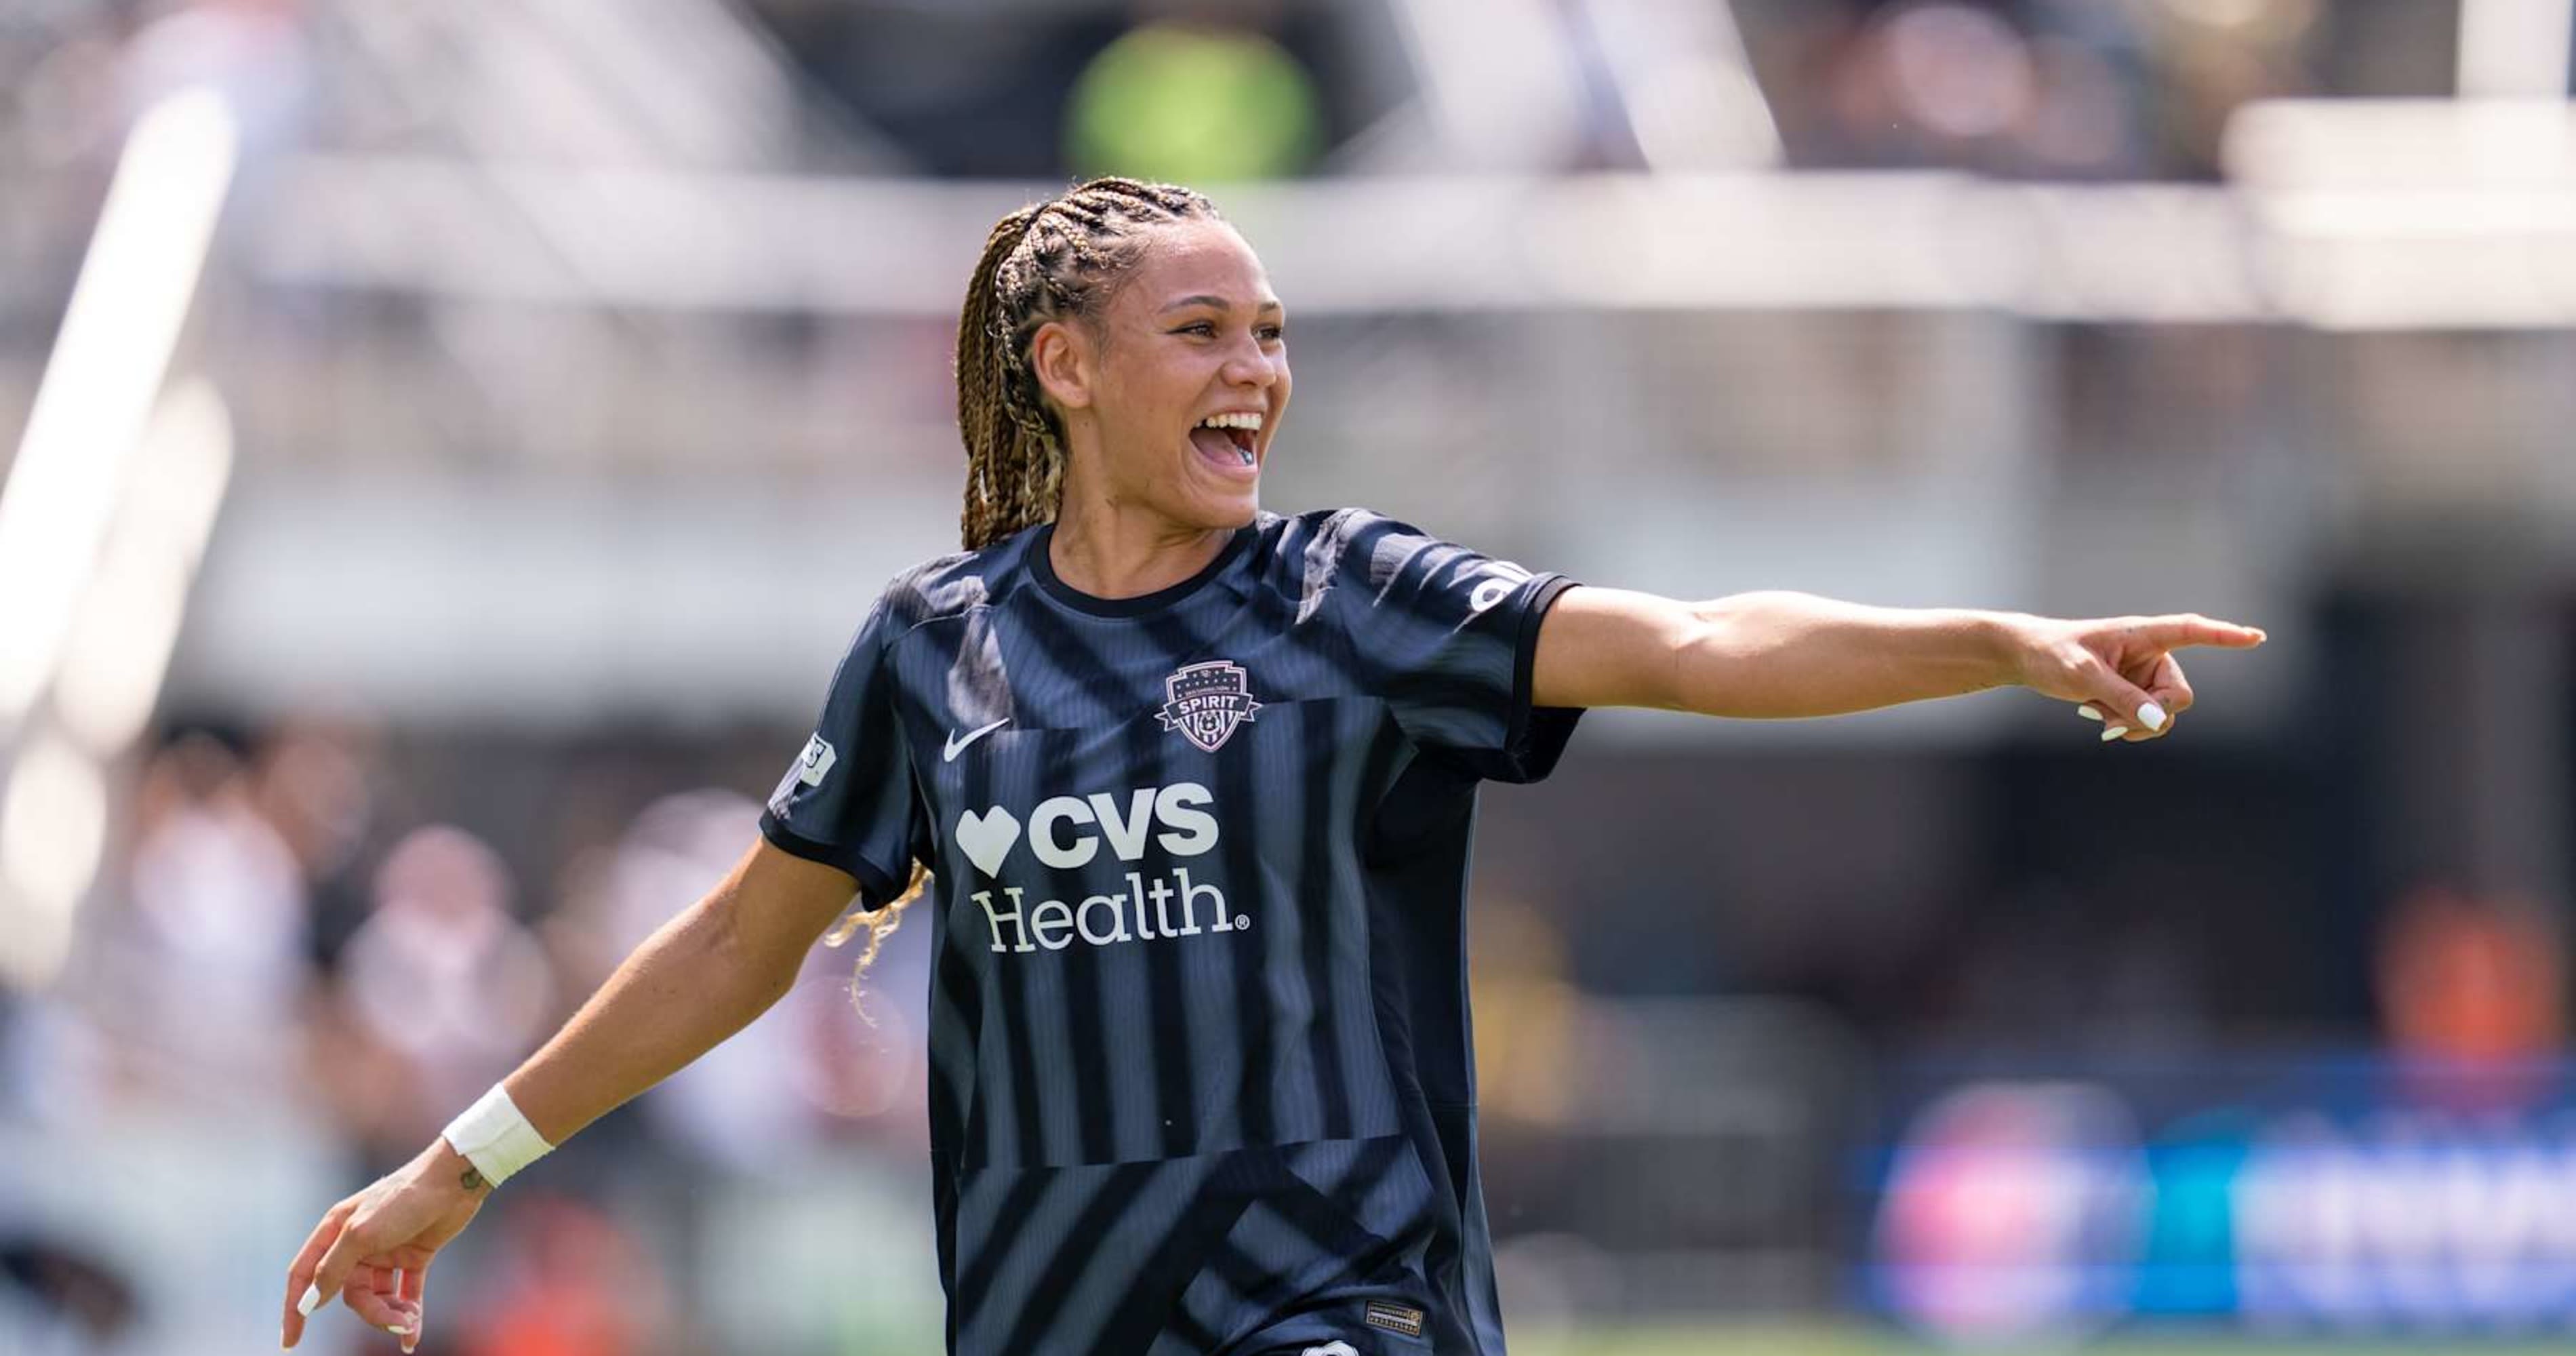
[1157, 659, 1262, 753]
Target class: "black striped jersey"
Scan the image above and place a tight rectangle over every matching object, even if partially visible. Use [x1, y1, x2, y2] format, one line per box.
[759, 506, 1584, 1356]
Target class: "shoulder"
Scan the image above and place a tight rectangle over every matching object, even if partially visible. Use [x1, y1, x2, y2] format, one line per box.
[1253, 506, 1483, 631]
[874, 523, 1048, 637]
[1281, 506, 1503, 598]
[1270, 506, 1438, 580]
[1283, 505, 1424, 546]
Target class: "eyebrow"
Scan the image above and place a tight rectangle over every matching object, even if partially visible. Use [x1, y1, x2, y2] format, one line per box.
[1161, 294, 1285, 315]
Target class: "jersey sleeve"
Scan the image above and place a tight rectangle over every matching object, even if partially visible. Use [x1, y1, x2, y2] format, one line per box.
[758, 591, 926, 906]
[1331, 511, 1586, 784]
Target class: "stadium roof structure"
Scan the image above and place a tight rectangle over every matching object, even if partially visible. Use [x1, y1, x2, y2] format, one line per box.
[243, 101, 2576, 332]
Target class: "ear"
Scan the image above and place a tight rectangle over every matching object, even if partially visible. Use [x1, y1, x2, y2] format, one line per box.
[1028, 319, 1095, 412]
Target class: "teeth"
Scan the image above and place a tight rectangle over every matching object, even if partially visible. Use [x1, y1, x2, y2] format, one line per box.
[1196, 412, 1263, 431]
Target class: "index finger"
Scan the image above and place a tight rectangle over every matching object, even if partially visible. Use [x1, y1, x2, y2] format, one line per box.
[2140, 614, 2266, 651]
[281, 1199, 354, 1349]
[298, 1213, 384, 1347]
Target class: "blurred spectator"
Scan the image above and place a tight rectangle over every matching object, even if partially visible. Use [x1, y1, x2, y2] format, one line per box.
[2, 2, 134, 167]
[2377, 884, 2566, 1106]
[251, 703, 393, 972]
[1469, 894, 1583, 1125]
[93, 729, 310, 1111]
[462, 1196, 675, 1356]
[0, 1234, 140, 1356]
[1940, 881, 2213, 1051]
[1743, 0, 2322, 180]
[542, 789, 926, 1172]
[332, 824, 555, 1157]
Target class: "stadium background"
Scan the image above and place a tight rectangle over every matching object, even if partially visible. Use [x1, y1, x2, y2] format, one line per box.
[5, 1, 2576, 1353]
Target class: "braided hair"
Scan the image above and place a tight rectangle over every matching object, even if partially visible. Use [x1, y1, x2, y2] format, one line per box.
[956, 176, 1223, 549]
[826, 177, 1224, 1005]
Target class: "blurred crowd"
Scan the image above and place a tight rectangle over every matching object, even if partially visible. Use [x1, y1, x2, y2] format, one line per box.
[1744, 0, 2336, 180]
[758, 0, 2447, 182]
[37, 708, 926, 1155]
[0, 0, 2463, 193]
[0, 708, 931, 1354]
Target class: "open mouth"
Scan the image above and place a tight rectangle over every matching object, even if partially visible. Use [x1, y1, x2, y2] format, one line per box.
[1189, 412, 1262, 473]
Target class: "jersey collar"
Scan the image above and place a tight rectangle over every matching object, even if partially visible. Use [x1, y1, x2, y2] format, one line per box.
[1026, 519, 1260, 618]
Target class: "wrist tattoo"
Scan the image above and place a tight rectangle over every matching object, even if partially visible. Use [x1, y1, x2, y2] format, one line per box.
[460, 1165, 489, 1193]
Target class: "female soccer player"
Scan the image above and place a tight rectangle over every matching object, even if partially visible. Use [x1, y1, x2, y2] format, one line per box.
[279, 178, 2263, 1356]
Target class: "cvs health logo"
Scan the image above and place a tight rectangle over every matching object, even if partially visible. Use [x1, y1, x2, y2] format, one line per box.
[952, 780, 1245, 953]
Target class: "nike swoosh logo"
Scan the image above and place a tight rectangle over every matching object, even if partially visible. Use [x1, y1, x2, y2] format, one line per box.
[943, 717, 1011, 763]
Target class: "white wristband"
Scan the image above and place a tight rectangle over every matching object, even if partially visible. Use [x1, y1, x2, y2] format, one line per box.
[439, 1085, 555, 1188]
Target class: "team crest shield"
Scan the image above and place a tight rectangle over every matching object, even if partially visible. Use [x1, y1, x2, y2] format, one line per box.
[1157, 659, 1262, 753]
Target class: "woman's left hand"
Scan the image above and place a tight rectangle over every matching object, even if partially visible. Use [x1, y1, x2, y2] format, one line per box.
[2005, 613, 2266, 742]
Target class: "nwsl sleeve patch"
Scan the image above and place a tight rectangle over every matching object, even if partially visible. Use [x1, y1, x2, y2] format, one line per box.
[795, 733, 838, 786]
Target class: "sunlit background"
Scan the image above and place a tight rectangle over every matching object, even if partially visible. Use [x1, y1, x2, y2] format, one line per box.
[3, 1, 2575, 1353]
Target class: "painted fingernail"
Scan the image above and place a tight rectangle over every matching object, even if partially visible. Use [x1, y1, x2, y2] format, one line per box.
[298, 1285, 321, 1317]
[2137, 701, 2167, 732]
[2076, 704, 2103, 721]
[2101, 725, 2129, 742]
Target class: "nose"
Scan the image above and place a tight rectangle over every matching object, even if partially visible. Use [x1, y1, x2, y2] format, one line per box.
[1220, 338, 1280, 393]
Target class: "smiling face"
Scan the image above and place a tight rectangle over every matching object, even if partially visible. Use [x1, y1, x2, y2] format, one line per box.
[1030, 218, 1289, 533]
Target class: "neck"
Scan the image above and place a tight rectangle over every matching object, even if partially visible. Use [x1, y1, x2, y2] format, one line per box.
[1046, 483, 1236, 601]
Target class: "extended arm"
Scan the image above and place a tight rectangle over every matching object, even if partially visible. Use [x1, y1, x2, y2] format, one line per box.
[1533, 586, 2264, 736]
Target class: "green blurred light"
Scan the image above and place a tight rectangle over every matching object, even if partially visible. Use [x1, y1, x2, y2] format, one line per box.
[1066, 23, 1323, 183]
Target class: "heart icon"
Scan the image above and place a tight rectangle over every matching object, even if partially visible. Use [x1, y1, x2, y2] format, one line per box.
[954, 805, 1022, 877]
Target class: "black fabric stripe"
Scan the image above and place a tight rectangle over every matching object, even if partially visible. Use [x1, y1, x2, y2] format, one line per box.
[1157, 1303, 1226, 1356]
[1291, 694, 1354, 1142]
[1229, 561, 1327, 1138]
[997, 600, 1125, 731]
[1168, 1244, 1258, 1355]
[992, 1162, 1160, 1355]
[1217, 567, 1342, 1145]
[1306, 1132, 1409, 1219]
[925, 620, 984, 1167]
[1087, 1173, 1253, 1356]
[953, 690, 1044, 1172]
[1140, 601, 1276, 1149]
[1259, 1178, 1397, 1287]
[1010, 596, 1201, 1159]
[1203, 1233, 1290, 1315]
[930, 1149, 961, 1353]
[927, 934, 979, 1165]
[952, 1172, 1053, 1321]
[1035, 719, 1118, 1165]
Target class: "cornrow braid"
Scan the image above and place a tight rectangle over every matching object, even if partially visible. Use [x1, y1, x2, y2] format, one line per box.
[830, 178, 1224, 1014]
